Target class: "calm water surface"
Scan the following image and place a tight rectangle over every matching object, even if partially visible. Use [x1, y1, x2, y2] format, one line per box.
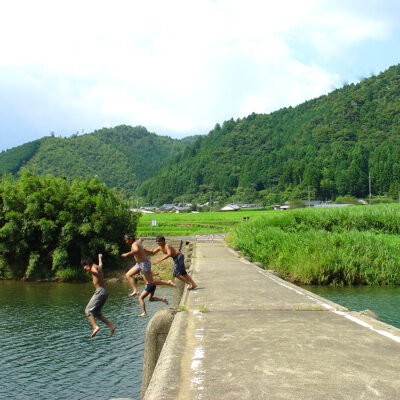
[0, 281, 173, 400]
[304, 285, 400, 329]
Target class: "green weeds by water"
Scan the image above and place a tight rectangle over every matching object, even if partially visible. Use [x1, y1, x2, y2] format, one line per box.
[227, 204, 400, 286]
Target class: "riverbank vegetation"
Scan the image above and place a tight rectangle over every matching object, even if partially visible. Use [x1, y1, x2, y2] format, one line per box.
[226, 204, 400, 286]
[0, 171, 138, 281]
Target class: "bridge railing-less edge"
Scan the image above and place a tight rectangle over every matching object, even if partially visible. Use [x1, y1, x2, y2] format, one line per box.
[141, 239, 194, 398]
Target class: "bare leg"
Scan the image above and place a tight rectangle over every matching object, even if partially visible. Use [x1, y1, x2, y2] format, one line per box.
[144, 273, 176, 287]
[138, 291, 149, 317]
[97, 315, 116, 337]
[149, 296, 169, 304]
[126, 266, 140, 296]
[186, 275, 197, 290]
[87, 314, 100, 338]
[177, 274, 197, 290]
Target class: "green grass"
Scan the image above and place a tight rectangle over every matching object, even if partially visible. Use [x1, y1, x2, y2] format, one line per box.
[136, 210, 270, 236]
[226, 204, 400, 286]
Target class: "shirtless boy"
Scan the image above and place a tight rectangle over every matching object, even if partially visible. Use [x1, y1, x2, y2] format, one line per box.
[122, 233, 175, 299]
[81, 254, 116, 338]
[146, 235, 197, 290]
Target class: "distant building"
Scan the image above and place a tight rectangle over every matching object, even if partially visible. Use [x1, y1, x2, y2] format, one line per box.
[274, 204, 290, 210]
[220, 204, 240, 211]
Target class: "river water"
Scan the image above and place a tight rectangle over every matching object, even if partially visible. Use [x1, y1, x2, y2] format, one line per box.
[0, 281, 173, 400]
[2, 282, 400, 400]
[304, 285, 400, 329]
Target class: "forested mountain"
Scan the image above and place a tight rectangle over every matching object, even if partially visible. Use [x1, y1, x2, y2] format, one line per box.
[0, 126, 196, 195]
[0, 140, 41, 176]
[137, 64, 400, 205]
[2, 65, 400, 206]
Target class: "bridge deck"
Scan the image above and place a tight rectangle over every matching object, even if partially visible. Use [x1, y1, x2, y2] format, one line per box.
[143, 242, 400, 400]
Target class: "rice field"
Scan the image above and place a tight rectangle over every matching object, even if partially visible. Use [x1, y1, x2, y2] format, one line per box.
[136, 209, 270, 236]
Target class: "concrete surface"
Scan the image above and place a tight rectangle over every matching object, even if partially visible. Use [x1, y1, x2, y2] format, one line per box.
[143, 242, 400, 400]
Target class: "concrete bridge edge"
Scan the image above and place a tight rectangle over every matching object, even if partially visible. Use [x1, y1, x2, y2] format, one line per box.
[141, 240, 194, 398]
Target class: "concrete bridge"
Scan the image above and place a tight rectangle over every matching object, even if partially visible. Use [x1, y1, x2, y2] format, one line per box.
[141, 240, 400, 400]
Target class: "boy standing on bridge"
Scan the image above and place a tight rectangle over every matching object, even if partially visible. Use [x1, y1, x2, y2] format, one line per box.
[122, 233, 175, 298]
[145, 235, 197, 290]
[81, 254, 116, 338]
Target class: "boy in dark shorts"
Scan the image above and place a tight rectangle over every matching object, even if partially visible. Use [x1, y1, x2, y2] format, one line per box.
[138, 282, 169, 317]
[81, 254, 116, 338]
[145, 235, 197, 290]
[122, 233, 175, 297]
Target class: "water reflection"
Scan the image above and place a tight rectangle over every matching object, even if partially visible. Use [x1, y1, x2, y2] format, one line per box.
[0, 280, 173, 400]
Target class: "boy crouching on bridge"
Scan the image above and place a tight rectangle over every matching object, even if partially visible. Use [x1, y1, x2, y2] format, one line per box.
[145, 236, 197, 290]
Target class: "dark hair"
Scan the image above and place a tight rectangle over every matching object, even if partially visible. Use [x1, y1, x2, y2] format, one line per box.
[156, 235, 165, 243]
[124, 233, 135, 241]
[80, 256, 93, 267]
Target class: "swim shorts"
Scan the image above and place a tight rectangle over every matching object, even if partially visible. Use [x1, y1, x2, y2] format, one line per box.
[145, 284, 156, 294]
[85, 287, 109, 317]
[172, 253, 187, 277]
[135, 260, 152, 274]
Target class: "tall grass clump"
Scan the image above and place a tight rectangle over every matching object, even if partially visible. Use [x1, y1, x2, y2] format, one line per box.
[227, 204, 400, 286]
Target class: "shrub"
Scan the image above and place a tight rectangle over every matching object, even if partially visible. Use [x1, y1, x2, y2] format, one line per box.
[0, 170, 138, 279]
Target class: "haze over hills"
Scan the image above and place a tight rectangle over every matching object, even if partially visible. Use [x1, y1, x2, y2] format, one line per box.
[1, 64, 400, 205]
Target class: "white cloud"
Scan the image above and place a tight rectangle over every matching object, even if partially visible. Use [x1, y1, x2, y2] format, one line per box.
[0, 0, 399, 149]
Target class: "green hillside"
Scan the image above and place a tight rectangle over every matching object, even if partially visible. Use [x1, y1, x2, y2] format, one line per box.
[137, 64, 400, 205]
[0, 125, 194, 195]
[0, 140, 41, 176]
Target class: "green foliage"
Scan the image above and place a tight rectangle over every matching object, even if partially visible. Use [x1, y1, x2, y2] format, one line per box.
[0, 126, 194, 197]
[0, 171, 138, 280]
[137, 210, 269, 236]
[227, 204, 400, 286]
[139, 64, 400, 205]
[0, 140, 41, 177]
[334, 195, 359, 204]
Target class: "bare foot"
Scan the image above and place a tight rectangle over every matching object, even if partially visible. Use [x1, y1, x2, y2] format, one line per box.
[109, 325, 116, 337]
[168, 280, 176, 288]
[91, 326, 100, 338]
[138, 313, 147, 317]
[161, 298, 169, 304]
[188, 284, 198, 290]
[128, 291, 138, 297]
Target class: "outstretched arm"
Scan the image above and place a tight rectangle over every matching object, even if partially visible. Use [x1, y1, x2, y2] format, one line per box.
[154, 246, 173, 264]
[121, 244, 138, 258]
[144, 246, 161, 255]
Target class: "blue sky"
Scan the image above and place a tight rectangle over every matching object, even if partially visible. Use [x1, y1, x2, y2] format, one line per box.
[1, 0, 400, 151]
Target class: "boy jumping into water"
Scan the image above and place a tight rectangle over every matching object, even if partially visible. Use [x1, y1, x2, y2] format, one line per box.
[122, 233, 175, 298]
[81, 254, 116, 338]
[145, 235, 197, 290]
[137, 282, 169, 317]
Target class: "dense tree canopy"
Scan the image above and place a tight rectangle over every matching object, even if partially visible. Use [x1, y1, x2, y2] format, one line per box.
[0, 171, 138, 280]
[0, 125, 198, 196]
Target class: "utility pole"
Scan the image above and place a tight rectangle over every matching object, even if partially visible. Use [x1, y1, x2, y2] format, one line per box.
[210, 192, 212, 212]
[308, 185, 311, 207]
[369, 172, 372, 205]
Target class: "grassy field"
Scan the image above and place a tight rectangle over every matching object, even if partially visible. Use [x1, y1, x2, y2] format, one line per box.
[226, 204, 400, 286]
[136, 210, 270, 236]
